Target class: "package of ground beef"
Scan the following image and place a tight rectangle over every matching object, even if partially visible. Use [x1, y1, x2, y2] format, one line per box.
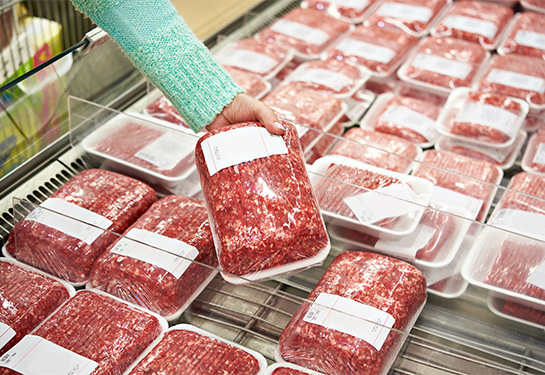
[255, 7, 351, 60]
[0, 290, 166, 375]
[195, 122, 330, 283]
[431, 0, 514, 49]
[327, 127, 421, 174]
[364, 0, 450, 37]
[411, 150, 502, 221]
[491, 297, 545, 328]
[267, 363, 326, 375]
[302, 0, 378, 23]
[5, 169, 157, 285]
[498, 12, 545, 60]
[522, 127, 545, 174]
[0, 260, 73, 357]
[305, 119, 345, 165]
[88, 195, 217, 320]
[276, 251, 427, 375]
[224, 66, 271, 99]
[144, 94, 189, 128]
[397, 84, 448, 106]
[125, 325, 266, 375]
[324, 23, 419, 77]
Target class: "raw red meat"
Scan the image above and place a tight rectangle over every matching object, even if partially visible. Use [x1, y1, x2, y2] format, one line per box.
[397, 84, 448, 106]
[432, 0, 513, 47]
[404, 37, 488, 90]
[530, 128, 545, 172]
[0, 290, 163, 375]
[412, 150, 501, 221]
[445, 144, 510, 166]
[365, 0, 448, 35]
[497, 172, 545, 215]
[224, 66, 270, 98]
[374, 95, 440, 144]
[325, 23, 418, 76]
[303, 0, 377, 21]
[195, 122, 329, 279]
[364, 77, 399, 94]
[271, 367, 317, 375]
[127, 327, 261, 374]
[0, 261, 70, 356]
[255, 8, 350, 57]
[522, 0, 545, 11]
[499, 12, 545, 59]
[88, 195, 217, 317]
[448, 91, 524, 144]
[263, 84, 344, 150]
[478, 54, 545, 106]
[275, 60, 302, 82]
[278, 251, 427, 375]
[305, 120, 344, 165]
[327, 127, 420, 173]
[6, 169, 157, 283]
[145, 95, 189, 128]
[501, 300, 545, 326]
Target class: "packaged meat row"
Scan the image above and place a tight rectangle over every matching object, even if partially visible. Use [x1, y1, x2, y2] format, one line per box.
[522, 127, 545, 175]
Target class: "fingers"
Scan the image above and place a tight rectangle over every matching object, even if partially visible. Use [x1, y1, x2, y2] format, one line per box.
[252, 99, 285, 135]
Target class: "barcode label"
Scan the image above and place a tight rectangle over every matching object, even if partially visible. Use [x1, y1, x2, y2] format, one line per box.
[442, 15, 498, 39]
[532, 143, 545, 165]
[328, 0, 369, 11]
[290, 68, 352, 92]
[379, 105, 438, 142]
[486, 69, 545, 94]
[430, 187, 483, 220]
[378, 2, 433, 23]
[271, 20, 330, 46]
[336, 39, 396, 64]
[515, 30, 545, 52]
[0, 323, 16, 350]
[411, 53, 473, 80]
[489, 208, 545, 242]
[135, 132, 196, 171]
[219, 49, 279, 74]
[455, 102, 519, 139]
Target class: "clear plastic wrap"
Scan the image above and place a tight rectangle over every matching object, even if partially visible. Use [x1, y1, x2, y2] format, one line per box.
[276, 251, 427, 375]
[488, 295, 545, 328]
[0, 290, 165, 375]
[338, 88, 376, 127]
[397, 84, 448, 106]
[144, 95, 189, 128]
[88, 195, 217, 320]
[521, 0, 545, 14]
[305, 119, 344, 165]
[364, 76, 399, 94]
[255, 8, 351, 60]
[5, 169, 157, 284]
[301, 0, 378, 23]
[364, 0, 450, 37]
[0, 260, 73, 356]
[224, 66, 271, 99]
[431, 0, 514, 49]
[125, 324, 266, 375]
[398, 36, 489, 94]
[498, 12, 545, 60]
[267, 363, 326, 375]
[324, 23, 419, 77]
[327, 127, 421, 174]
[194, 122, 330, 283]
[492, 172, 545, 220]
[522, 127, 545, 174]
[477, 54, 545, 108]
[412, 150, 503, 221]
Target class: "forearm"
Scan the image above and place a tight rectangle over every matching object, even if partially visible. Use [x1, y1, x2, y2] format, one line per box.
[71, 0, 242, 132]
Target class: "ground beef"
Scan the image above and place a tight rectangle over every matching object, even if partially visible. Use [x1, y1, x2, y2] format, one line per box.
[278, 251, 427, 375]
[145, 95, 189, 128]
[325, 23, 418, 76]
[6, 169, 157, 283]
[443, 142, 512, 166]
[530, 128, 545, 172]
[224, 66, 270, 98]
[397, 84, 448, 106]
[0, 261, 71, 356]
[271, 365, 320, 375]
[327, 127, 420, 173]
[302, 0, 377, 21]
[403, 36, 488, 90]
[305, 120, 344, 165]
[432, 0, 513, 47]
[364, 77, 399, 94]
[501, 300, 545, 326]
[0, 290, 163, 375]
[374, 95, 440, 144]
[412, 150, 501, 221]
[127, 326, 262, 374]
[448, 91, 524, 145]
[478, 54, 545, 106]
[365, 0, 449, 35]
[522, 0, 545, 11]
[497, 172, 545, 215]
[195, 122, 329, 279]
[275, 60, 302, 82]
[88, 195, 217, 317]
[499, 12, 545, 59]
[255, 8, 350, 58]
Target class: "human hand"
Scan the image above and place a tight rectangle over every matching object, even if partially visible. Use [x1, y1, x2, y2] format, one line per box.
[206, 93, 285, 135]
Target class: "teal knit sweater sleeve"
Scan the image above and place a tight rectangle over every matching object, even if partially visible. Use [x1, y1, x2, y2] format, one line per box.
[71, 0, 243, 132]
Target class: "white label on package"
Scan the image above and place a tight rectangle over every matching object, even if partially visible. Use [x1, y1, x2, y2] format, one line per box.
[110, 228, 199, 279]
[219, 49, 279, 74]
[328, 0, 369, 11]
[375, 224, 436, 258]
[532, 143, 545, 165]
[0, 323, 16, 350]
[411, 53, 473, 80]
[25, 198, 112, 245]
[134, 132, 195, 171]
[486, 69, 545, 94]
[271, 20, 330, 47]
[0, 335, 98, 375]
[430, 187, 483, 220]
[442, 15, 498, 39]
[455, 102, 520, 139]
[343, 183, 423, 225]
[515, 30, 545, 52]
[303, 293, 395, 351]
[291, 68, 352, 92]
[201, 126, 288, 176]
[489, 209, 545, 242]
[527, 261, 545, 291]
[335, 39, 396, 64]
[378, 2, 433, 23]
[379, 105, 438, 141]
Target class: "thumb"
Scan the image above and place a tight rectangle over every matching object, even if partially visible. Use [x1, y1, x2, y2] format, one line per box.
[252, 99, 285, 135]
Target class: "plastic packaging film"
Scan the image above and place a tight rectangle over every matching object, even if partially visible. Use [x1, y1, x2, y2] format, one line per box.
[194, 122, 330, 283]
[0, 260, 72, 356]
[87, 195, 217, 319]
[223, 66, 271, 99]
[498, 12, 545, 60]
[302, 0, 377, 23]
[6, 169, 157, 284]
[525, 127, 545, 173]
[267, 362, 327, 374]
[145, 95, 190, 128]
[276, 251, 427, 375]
